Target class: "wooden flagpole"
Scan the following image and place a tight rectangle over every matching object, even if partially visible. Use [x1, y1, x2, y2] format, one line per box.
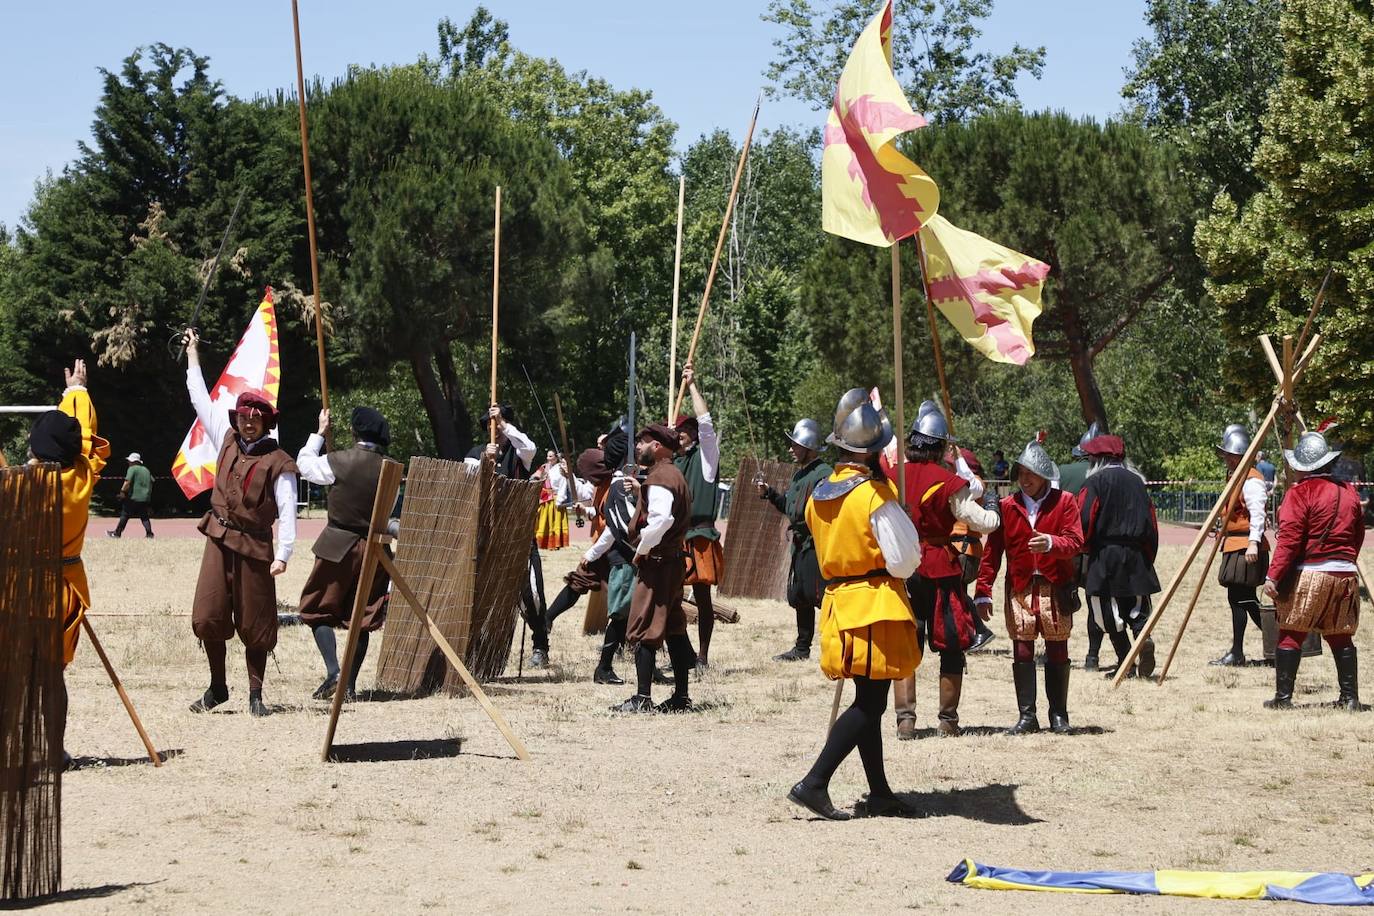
[490, 186, 502, 445]
[671, 97, 761, 421]
[668, 176, 685, 422]
[914, 233, 955, 434]
[81, 618, 161, 766]
[291, 0, 331, 445]
[891, 244, 906, 506]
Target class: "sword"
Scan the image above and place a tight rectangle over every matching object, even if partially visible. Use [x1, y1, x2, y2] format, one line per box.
[171, 187, 248, 359]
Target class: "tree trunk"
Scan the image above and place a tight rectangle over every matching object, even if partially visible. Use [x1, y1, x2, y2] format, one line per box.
[432, 342, 473, 456]
[1060, 303, 1110, 432]
[409, 344, 464, 459]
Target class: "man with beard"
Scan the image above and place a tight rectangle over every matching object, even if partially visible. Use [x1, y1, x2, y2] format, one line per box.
[757, 418, 831, 662]
[1077, 435, 1160, 678]
[612, 424, 695, 713]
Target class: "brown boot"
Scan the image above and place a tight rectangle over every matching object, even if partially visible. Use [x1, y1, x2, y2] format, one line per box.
[937, 674, 963, 737]
[893, 674, 917, 740]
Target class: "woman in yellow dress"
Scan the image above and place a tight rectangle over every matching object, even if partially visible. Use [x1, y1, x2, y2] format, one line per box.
[788, 389, 922, 821]
[533, 450, 571, 550]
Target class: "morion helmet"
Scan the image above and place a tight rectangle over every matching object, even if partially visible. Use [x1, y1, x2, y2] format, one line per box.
[786, 418, 823, 452]
[1284, 431, 1340, 473]
[1217, 423, 1250, 457]
[827, 388, 893, 455]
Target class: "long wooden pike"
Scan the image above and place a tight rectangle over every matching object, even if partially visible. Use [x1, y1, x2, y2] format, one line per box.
[667, 176, 685, 423]
[671, 95, 761, 421]
[291, 0, 331, 442]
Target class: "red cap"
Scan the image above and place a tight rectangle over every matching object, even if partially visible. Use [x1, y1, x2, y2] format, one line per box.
[1081, 435, 1125, 459]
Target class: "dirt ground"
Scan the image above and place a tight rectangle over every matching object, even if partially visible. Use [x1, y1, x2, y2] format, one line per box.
[45, 532, 1374, 913]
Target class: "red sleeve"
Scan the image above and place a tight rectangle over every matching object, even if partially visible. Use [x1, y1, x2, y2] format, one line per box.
[1046, 492, 1084, 559]
[976, 503, 1007, 599]
[1267, 484, 1308, 585]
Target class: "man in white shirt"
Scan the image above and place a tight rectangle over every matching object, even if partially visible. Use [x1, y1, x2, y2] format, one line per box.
[673, 364, 725, 669]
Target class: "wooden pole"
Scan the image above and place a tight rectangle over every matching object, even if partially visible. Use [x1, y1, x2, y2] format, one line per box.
[671, 97, 761, 420]
[892, 244, 906, 506]
[1111, 332, 1322, 688]
[828, 679, 844, 732]
[322, 459, 402, 760]
[80, 618, 161, 767]
[914, 233, 955, 433]
[490, 186, 502, 445]
[291, 0, 331, 444]
[668, 176, 685, 423]
[378, 552, 530, 761]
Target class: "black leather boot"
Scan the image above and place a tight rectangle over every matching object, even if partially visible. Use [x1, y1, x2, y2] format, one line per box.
[1007, 661, 1040, 735]
[1045, 662, 1071, 734]
[1264, 647, 1301, 709]
[1330, 645, 1365, 711]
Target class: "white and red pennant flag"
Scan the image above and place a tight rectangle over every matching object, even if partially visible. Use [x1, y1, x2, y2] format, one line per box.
[171, 287, 283, 498]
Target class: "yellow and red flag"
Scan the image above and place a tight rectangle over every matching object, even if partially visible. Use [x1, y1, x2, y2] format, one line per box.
[171, 287, 282, 498]
[822, 0, 940, 246]
[917, 216, 1049, 366]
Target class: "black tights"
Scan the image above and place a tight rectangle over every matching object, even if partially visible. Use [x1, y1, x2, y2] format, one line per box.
[545, 585, 581, 628]
[204, 640, 269, 692]
[1227, 586, 1262, 656]
[802, 676, 892, 797]
[599, 618, 626, 671]
[633, 634, 694, 698]
[694, 584, 715, 663]
[1086, 611, 1104, 659]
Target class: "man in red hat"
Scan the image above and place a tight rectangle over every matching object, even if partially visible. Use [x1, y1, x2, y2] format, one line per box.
[614, 422, 695, 713]
[674, 363, 724, 669]
[184, 329, 298, 717]
[1077, 435, 1160, 678]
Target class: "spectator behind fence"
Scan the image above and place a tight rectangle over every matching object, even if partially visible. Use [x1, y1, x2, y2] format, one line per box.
[991, 450, 1010, 480]
[1256, 450, 1277, 491]
[108, 451, 154, 539]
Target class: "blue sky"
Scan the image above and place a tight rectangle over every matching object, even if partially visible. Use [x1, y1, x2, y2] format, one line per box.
[0, 1, 1146, 230]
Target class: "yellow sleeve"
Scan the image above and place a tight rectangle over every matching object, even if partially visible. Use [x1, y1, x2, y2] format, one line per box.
[58, 387, 110, 477]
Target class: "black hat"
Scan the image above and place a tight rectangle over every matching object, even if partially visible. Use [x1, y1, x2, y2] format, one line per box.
[351, 406, 390, 448]
[28, 410, 82, 468]
[602, 427, 630, 470]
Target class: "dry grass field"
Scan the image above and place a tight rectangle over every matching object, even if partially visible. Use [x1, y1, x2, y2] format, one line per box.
[48, 534, 1374, 914]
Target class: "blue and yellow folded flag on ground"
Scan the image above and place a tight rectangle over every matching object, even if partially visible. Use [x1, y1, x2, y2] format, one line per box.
[948, 860, 1374, 906]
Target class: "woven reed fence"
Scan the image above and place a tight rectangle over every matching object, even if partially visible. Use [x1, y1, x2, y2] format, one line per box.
[718, 457, 793, 601]
[375, 458, 540, 694]
[0, 464, 63, 900]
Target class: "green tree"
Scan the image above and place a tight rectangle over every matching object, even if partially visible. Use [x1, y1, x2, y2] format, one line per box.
[1123, 0, 1283, 204]
[1196, 0, 1374, 449]
[308, 64, 597, 459]
[763, 0, 1045, 121]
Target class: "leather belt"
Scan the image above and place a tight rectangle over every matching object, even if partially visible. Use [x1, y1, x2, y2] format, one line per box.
[62, 555, 82, 566]
[213, 512, 271, 539]
[827, 568, 890, 585]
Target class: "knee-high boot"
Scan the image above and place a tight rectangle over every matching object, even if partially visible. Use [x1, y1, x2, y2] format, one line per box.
[1264, 647, 1301, 709]
[1045, 662, 1071, 734]
[892, 675, 916, 740]
[1007, 661, 1039, 735]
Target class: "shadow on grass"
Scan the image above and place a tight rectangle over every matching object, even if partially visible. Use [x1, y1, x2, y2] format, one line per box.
[899, 783, 1043, 825]
[326, 738, 464, 763]
[68, 749, 184, 770]
[0, 882, 155, 910]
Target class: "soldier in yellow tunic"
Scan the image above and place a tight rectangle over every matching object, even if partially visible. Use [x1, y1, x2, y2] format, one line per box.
[788, 389, 921, 821]
[26, 359, 110, 667]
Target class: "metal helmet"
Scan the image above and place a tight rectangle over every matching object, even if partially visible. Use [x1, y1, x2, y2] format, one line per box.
[1011, 439, 1059, 483]
[1217, 423, 1250, 457]
[1284, 431, 1340, 473]
[1071, 420, 1103, 459]
[827, 388, 894, 455]
[785, 418, 823, 452]
[909, 399, 954, 443]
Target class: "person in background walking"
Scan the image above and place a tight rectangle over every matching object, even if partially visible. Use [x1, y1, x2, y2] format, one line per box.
[108, 451, 154, 538]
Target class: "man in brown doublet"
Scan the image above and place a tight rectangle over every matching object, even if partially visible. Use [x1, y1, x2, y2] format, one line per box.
[185, 330, 298, 717]
[613, 423, 696, 714]
[296, 406, 396, 701]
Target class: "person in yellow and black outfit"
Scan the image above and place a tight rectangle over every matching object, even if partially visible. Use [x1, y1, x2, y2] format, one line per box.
[787, 389, 922, 821]
[27, 359, 110, 670]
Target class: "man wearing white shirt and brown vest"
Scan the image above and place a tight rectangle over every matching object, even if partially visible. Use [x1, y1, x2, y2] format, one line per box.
[183, 329, 298, 718]
[1211, 423, 1270, 666]
[296, 405, 396, 701]
[613, 423, 695, 714]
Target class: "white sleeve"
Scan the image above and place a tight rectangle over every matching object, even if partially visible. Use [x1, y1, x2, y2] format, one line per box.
[187, 366, 231, 451]
[584, 526, 616, 563]
[636, 485, 675, 555]
[953, 455, 985, 499]
[295, 433, 335, 485]
[575, 478, 596, 505]
[871, 499, 921, 580]
[1243, 477, 1267, 541]
[463, 456, 481, 468]
[950, 485, 999, 534]
[697, 413, 720, 483]
[504, 423, 537, 471]
[274, 471, 298, 563]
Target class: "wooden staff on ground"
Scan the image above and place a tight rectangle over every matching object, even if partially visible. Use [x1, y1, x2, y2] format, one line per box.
[81, 618, 161, 766]
[291, 0, 331, 444]
[671, 97, 760, 421]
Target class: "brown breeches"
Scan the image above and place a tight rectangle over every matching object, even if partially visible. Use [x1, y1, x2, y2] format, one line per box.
[192, 538, 279, 652]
